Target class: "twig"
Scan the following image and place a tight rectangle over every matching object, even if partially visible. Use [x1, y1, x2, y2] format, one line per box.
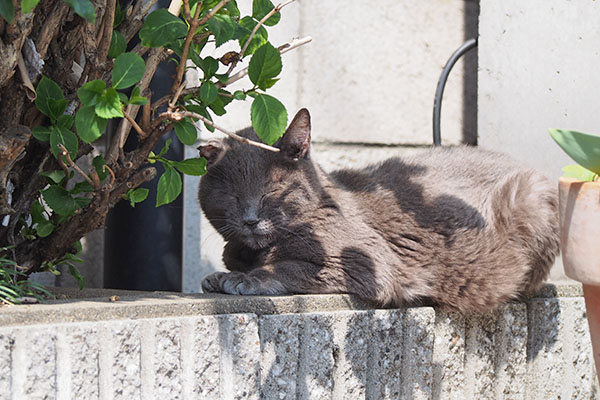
[170, 0, 232, 97]
[56, 144, 95, 188]
[219, 36, 312, 88]
[142, 93, 152, 132]
[16, 53, 36, 101]
[152, 36, 312, 110]
[97, 0, 117, 62]
[106, 48, 171, 165]
[226, 0, 295, 76]
[182, 0, 191, 20]
[169, 82, 187, 110]
[197, 0, 232, 25]
[158, 110, 280, 152]
[121, 0, 159, 43]
[122, 110, 148, 139]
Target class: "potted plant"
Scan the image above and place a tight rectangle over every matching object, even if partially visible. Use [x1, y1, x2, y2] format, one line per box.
[550, 128, 600, 383]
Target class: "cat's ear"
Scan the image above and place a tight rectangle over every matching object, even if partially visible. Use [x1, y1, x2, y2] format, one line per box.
[197, 139, 225, 168]
[279, 108, 311, 161]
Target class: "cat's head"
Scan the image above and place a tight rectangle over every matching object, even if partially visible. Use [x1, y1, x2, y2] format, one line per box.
[198, 109, 316, 249]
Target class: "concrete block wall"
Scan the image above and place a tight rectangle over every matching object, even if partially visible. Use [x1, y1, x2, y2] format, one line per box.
[0, 285, 598, 399]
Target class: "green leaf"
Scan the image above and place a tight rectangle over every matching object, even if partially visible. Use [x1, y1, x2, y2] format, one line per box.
[125, 188, 149, 207]
[118, 92, 129, 104]
[39, 170, 66, 184]
[562, 165, 598, 182]
[36, 221, 54, 238]
[76, 106, 108, 143]
[236, 16, 268, 56]
[35, 76, 68, 122]
[32, 126, 52, 142]
[550, 129, 600, 175]
[21, 0, 41, 14]
[174, 118, 198, 145]
[224, 1, 240, 17]
[248, 42, 282, 90]
[172, 157, 207, 176]
[30, 201, 47, 225]
[199, 56, 219, 79]
[113, 1, 124, 27]
[77, 80, 106, 106]
[67, 264, 86, 290]
[42, 185, 78, 216]
[95, 87, 123, 118]
[233, 90, 246, 100]
[108, 30, 126, 59]
[71, 181, 94, 194]
[252, 0, 281, 26]
[199, 81, 218, 105]
[63, 0, 96, 23]
[186, 105, 214, 132]
[74, 197, 92, 209]
[0, 0, 14, 23]
[156, 166, 182, 207]
[207, 14, 236, 47]
[158, 138, 172, 157]
[208, 90, 233, 116]
[112, 52, 145, 89]
[50, 126, 78, 160]
[92, 155, 108, 181]
[129, 86, 148, 105]
[57, 114, 74, 130]
[251, 94, 287, 145]
[139, 9, 187, 48]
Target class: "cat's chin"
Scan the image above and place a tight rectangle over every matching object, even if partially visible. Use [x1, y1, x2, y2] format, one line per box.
[242, 234, 272, 250]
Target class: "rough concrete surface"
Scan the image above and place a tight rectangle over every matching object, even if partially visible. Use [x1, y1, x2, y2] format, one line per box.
[0, 284, 598, 399]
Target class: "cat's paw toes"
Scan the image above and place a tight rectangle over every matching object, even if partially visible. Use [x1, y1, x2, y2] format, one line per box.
[202, 271, 288, 296]
[201, 272, 227, 293]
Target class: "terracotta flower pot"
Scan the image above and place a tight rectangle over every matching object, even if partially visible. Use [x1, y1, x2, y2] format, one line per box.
[558, 176, 600, 383]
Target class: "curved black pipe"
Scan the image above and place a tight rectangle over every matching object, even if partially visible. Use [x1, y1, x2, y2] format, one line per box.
[433, 38, 478, 146]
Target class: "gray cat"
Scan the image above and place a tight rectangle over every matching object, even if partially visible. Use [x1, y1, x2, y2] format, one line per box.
[198, 109, 559, 312]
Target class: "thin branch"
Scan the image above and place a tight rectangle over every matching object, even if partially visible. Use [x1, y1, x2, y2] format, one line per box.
[122, 110, 148, 139]
[158, 110, 280, 152]
[121, 0, 159, 43]
[219, 36, 312, 88]
[106, 48, 171, 165]
[97, 0, 117, 62]
[56, 144, 95, 188]
[197, 0, 232, 25]
[226, 0, 296, 76]
[16, 53, 35, 101]
[152, 36, 312, 110]
[170, 0, 233, 97]
[169, 82, 187, 109]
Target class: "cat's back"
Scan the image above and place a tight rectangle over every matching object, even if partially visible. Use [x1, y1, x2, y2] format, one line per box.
[329, 146, 554, 209]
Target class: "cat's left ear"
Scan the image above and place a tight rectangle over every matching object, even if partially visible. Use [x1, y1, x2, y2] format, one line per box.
[197, 139, 225, 168]
[279, 108, 311, 161]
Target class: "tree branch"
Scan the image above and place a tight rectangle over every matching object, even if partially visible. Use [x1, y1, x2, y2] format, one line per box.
[226, 0, 295, 76]
[57, 144, 96, 189]
[97, 0, 117, 62]
[158, 110, 280, 152]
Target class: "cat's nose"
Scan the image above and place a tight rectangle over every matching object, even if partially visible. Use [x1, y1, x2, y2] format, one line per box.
[243, 217, 260, 227]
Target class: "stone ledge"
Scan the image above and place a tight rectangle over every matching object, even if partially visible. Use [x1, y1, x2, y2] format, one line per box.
[0, 283, 598, 399]
[0, 283, 582, 327]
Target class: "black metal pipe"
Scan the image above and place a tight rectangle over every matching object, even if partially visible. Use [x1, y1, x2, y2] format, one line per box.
[433, 38, 478, 146]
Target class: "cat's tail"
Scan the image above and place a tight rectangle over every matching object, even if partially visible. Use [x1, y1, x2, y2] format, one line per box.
[491, 169, 560, 294]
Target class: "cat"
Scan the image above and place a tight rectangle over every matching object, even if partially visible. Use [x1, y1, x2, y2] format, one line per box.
[198, 108, 560, 312]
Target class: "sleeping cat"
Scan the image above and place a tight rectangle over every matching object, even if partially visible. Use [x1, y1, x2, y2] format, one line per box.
[198, 109, 559, 312]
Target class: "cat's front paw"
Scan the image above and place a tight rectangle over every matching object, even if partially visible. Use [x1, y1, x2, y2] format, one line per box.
[201, 271, 288, 296]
